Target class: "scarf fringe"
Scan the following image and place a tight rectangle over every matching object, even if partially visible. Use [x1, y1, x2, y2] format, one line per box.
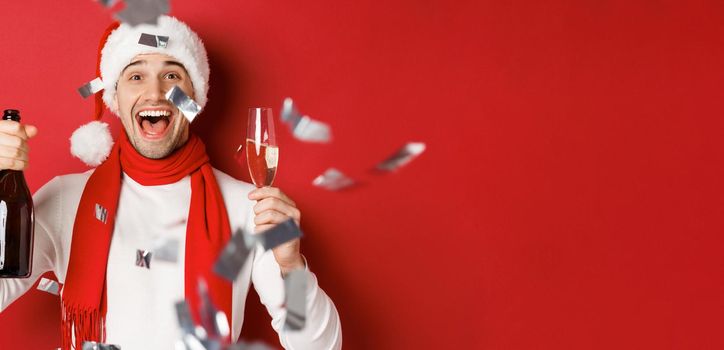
[61, 301, 106, 350]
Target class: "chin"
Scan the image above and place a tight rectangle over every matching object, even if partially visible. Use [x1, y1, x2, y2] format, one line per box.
[132, 136, 177, 159]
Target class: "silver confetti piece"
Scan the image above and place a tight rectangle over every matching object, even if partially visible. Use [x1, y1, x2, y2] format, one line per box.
[284, 269, 308, 331]
[293, 115, 332, 143]
[82, 341, 121, 350]
[375, 142, 426, 172]
[78, 78, 104, 99]
[135, 249, 152, 269]
[175, 299, 225, 349]
[114, 0, 170, 27]
[37, 277, 60, 296]
[166, 85, 202, 123]
[256, 218, 303, 251]
[194, 325, 208, 340]
[281, 98, 332, 143]
[95, 203, 108, 224]
[213, 228, 253, 282]
[201, 339, 222, 350]
[182, 334, 207, 350]
[214, 311, 230, 338]
[151, 237, 180, 263]
[280, 98, 301, 125]
[225, 344, 246, 350]
[97, 0, 118, 8]
[138, 33, 169, 48]
[312, 168, 355, 191]
[175, 300, 196, 335]
[226, 340, 277, 350]
[197, 278, 228, 339]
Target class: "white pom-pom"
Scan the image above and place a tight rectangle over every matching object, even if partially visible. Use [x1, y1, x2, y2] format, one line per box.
[70, 121, 113, 167]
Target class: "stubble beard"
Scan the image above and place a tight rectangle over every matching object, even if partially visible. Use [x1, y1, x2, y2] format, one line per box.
[129, 133, 178, 159]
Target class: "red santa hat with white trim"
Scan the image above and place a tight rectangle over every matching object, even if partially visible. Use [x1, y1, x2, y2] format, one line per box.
[71, 15, 209, 166]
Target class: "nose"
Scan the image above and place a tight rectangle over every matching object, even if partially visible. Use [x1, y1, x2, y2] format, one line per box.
[144, 77, 166, 103]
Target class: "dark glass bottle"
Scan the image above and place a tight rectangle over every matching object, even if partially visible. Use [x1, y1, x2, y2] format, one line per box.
[0, 109, 34, 278]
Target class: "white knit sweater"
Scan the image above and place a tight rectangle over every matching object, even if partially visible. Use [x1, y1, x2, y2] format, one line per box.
[0, 169, 342, 349]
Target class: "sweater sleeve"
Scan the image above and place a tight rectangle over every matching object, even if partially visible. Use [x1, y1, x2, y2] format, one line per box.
[247, 207, 343, 350]
[0, 177, 61, 312]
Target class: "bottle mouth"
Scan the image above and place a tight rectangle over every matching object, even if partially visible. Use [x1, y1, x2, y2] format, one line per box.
[2, 109, 20, 122]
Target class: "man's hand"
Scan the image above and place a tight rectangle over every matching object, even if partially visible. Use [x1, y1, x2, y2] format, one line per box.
[0, 121, 38, 171]
[249, 186, 305, 276]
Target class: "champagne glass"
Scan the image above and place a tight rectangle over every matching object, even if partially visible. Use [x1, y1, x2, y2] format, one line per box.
[245, 108, 278, 187]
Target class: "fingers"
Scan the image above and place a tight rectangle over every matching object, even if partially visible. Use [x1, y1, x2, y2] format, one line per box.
[0, 122, 34, 171]
[0, 157, 28, 171]
[0, 134, 27, 152]
[24, 125, 38, 139]
[0, 121, 33, 140]
[253, 209, 299, 227]
[253, 197, 301, 219]
[254, 224, 275, 234]
[248, 187, 296, 206]
[250, 187, 302, 233]
[0, 122, 35, 151]
[0, 144, 29, 162]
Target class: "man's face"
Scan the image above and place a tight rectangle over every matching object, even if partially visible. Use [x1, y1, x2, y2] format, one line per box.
[113, 53, 194, 159]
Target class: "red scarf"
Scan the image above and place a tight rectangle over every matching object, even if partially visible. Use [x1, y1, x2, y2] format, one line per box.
[61, 131, 232, 349]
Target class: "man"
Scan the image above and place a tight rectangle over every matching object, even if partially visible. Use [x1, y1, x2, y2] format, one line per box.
[0, 16, 341, 349]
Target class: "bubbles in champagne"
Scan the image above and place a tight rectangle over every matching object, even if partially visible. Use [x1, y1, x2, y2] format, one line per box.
[245, 139, 278, 187]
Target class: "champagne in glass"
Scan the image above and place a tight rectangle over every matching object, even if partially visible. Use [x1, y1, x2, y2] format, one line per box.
[246, 108, 278, 187]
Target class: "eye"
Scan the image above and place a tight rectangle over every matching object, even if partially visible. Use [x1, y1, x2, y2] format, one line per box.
[129, 74, 142, 81]
[165, 72, 180, 80]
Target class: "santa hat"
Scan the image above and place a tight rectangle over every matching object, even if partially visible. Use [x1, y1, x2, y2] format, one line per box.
[71, 16, 210, 166]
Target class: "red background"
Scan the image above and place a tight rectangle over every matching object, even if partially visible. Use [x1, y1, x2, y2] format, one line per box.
[1, 0, 723, 349]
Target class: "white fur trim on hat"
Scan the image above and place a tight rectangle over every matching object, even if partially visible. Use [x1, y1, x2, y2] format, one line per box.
[70, 121, 114, 167]
[100, 15, 209, 115]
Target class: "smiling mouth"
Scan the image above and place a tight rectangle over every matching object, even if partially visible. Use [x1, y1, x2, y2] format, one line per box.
[136, 109, 174, 139]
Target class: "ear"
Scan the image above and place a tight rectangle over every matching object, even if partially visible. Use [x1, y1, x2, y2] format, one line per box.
[112, 93, 119, 114]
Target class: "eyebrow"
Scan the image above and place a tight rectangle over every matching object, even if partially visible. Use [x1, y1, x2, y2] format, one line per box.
[121, 60, 187, 75]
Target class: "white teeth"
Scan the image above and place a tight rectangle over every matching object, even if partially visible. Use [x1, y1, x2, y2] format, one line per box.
[139, 110, 171, 117]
